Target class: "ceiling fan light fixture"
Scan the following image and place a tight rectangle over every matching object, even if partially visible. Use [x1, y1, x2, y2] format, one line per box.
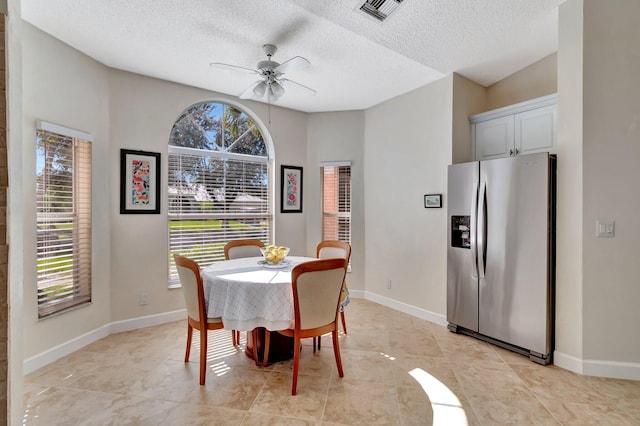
[270, 81, 285, 99]
[253, 81, 267, 97]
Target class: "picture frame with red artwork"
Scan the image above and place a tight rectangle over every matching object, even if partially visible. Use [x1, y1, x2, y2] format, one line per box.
[120, 149, 161, 214]
[281, 165, 303, 213]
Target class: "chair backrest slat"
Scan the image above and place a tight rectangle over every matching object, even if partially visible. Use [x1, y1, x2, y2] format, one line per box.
[317, 241, 351, 263]
[174, 254, 205, 322]
[291, 258, 347, 331]
[224, 239, 265, 260]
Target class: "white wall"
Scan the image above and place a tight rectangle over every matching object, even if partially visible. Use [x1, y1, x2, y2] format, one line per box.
[556, 0, 585, 365]
[21, 23, 112, 359]
[452, 73, 486, 164]
[7, 0, 24, 424]
[581, 0, 640, 364]
[306, 111, 365, 291]
[21, 23, 310, 350]
[363, 75, 452, 320]
[555, 0, 640, 378]
[108, 69, 309, 321]
[485, 53, 558, 111]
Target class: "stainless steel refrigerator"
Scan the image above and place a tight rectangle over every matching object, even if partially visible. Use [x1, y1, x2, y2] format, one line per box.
[447, 152, 556, 365]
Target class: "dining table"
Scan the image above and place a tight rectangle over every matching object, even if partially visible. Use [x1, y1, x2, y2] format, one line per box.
[201, 255, 315, 364]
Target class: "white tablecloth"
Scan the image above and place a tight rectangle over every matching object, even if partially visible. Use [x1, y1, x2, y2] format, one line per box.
[201, 256, 314, 331]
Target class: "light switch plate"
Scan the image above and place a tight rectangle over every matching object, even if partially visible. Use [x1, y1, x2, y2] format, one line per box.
[596, 219, 615, 238]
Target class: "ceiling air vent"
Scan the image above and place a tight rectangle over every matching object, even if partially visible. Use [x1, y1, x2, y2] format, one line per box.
[357, 0, 404, 23]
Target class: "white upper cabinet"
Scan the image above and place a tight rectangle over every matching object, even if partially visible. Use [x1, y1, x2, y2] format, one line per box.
[471, 94, 557, 161]
[475, 115, 514, 160]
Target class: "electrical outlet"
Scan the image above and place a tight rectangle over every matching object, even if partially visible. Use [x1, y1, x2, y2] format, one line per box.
[139, 293, 149, 306]
[387, 279, 392, 289]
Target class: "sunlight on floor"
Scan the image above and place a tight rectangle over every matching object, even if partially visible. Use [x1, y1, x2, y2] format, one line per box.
[409, 368, 468, 426]
[379, 352, 396, 361]
[189, 330, 246, 376]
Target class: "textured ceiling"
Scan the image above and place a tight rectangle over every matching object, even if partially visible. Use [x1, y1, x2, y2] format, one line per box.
[21, 0, 563, 113]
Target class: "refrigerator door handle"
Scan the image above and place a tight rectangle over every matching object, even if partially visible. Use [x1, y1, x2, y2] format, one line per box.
[470, 180, 479, 279]
[477, 180, 487, 279]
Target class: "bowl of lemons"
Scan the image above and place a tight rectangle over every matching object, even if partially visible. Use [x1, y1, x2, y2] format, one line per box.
[260, 245, 290, 266]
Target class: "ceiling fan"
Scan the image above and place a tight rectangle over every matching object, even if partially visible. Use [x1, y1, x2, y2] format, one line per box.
[210, 44, 316, 101]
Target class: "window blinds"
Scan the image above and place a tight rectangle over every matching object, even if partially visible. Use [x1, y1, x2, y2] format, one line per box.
[321, 165, 352, 244]
[167, 148, 272, 282]
[36, 128, 92, 318]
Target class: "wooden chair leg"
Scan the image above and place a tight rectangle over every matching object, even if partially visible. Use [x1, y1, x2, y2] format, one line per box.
[340, 310, 347, 334]
[252, 329, 260, 366]
[313, 337, 317, 353]
[262, 330, 271, 367]
[318, 335, 322, 350]
[291, 336, 301, 395]
[332, 329, 344, 378]
[199, 328, 207, 385]
[231, 329, 237, 346]
[236, 330, 241, 345]
[185, 323, 193, 362]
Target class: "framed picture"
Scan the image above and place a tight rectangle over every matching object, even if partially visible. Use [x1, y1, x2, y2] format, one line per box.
[120, 149, 161, 214]
[281, 165, 303, 213]
[424, 194, 442, 208]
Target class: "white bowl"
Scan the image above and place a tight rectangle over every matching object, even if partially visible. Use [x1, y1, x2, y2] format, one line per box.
[260, 246, 290, 265]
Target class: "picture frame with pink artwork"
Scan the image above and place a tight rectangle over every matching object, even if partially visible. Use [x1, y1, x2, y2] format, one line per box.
[120, 149, 161, 214]
[281, 165, 303, 213]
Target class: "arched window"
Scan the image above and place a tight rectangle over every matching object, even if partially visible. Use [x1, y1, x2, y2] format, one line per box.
[167, 101, 272, 283]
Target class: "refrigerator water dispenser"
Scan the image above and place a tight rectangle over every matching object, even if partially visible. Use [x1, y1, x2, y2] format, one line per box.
[451, 216, 470, 249]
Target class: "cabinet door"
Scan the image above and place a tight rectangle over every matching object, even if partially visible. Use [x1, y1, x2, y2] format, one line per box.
[475, 116, 514, 161]
[514, 104, 557, 155]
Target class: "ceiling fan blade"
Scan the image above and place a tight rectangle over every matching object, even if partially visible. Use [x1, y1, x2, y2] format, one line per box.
[239, 81, 263, 99]
[279, 78, 317, 96]
[210, 62, 259, 75]
[274, 56, 310, 74]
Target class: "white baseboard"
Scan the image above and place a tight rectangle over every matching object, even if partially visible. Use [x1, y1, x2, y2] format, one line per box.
[109, 309, 186, 333]
[360, 290, 448, 327]
[546, 352, 640, 381]
[553, 351, 584, 375]
[24, 309, 186, 375]
[24, 324, 111, 374]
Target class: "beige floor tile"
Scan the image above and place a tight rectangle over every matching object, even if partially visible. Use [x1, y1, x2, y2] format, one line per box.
[249, 372, 330, 421]
[186, 367, 271, 410]
[387, 331, 445, 358]
[585, 375, 640, 420]
[241, 412, 320, 425]
[390, 353, 458, 389]
[511, 364, 610, 405]
[23, 383, 178, 426]
[542, 400, 640, 425]
[323, 378, 401, 425]
[451, 361, 531, 398]
[271, 344, 341, 378]
[22, 299, 640, 425]
[142, 403, 247, 426]
[337, 329, 390, 352]
[338, 348, 395, 384]
[467, 390, 560, 425]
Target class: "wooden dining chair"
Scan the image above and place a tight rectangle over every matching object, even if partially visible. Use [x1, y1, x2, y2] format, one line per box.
[263, 258, 348, 395]
[223, 239, 265, 346]
[174, 254, 225, 385]
[315, 240, 351, 350]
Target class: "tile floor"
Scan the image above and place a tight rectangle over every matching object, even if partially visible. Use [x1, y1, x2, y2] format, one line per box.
[24, 299, 640, 425]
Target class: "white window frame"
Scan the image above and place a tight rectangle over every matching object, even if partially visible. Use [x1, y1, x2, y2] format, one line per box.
[167, 101, 273, 286]
[36, 121, 93, 318]
[320, 161, 352, 268]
